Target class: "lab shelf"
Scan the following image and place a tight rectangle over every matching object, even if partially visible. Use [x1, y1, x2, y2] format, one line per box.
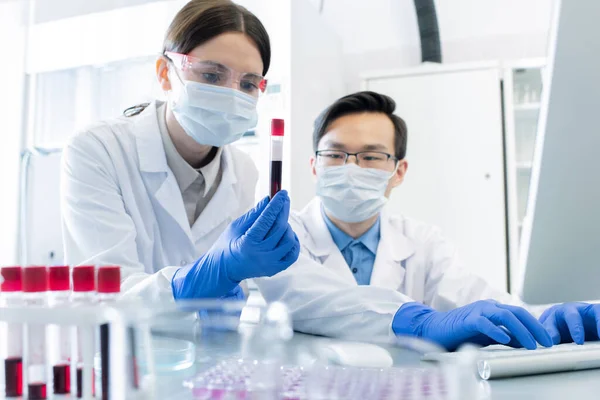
[516, 161, 533, 169]
[504, 62, 545, 293]
[514, 102, 541, 111]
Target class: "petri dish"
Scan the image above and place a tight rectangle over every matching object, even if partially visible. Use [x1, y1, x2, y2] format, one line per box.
[148, 337, 195, 373]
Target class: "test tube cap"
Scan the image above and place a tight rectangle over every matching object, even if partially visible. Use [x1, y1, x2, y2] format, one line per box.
[49, 265, 70, 291]
[271, 119, 284, 136]
[0, 266, 22, 292]
[97, 266, 121, 293]
[72, 265, 95, 292]
[22, 265, 48, 293]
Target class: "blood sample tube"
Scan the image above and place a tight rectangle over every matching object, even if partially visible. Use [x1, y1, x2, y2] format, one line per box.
[71, 266, 96, 399]
[48, 266, 71, 395]
[22, 266, 49, 400]
[1, 266, 23, 398]
[269, 118, 284, 199]
[97, 266, 121, 400]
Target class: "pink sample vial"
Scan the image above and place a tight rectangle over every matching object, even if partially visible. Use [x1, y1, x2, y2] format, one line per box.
[48, 266, 71, 395]
[22, 266, 49, 400]
[96, 266, 120, 303]
[1, 266, 24, 397]
[270, 119, 284, 199]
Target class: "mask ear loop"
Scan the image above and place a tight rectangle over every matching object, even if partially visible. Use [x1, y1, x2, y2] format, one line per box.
[163, 57, 188, 109]
[387, 160, 401, 179]
[163, 54, 187, 92]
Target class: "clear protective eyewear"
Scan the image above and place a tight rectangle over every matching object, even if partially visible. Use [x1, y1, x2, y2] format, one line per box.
[165, 51, 268, 97]
[316, 149, 399, 171]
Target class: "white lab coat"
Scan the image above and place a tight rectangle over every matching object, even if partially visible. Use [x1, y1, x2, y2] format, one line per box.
[61, 101, 257, 300]
[255, 198, 523, 339]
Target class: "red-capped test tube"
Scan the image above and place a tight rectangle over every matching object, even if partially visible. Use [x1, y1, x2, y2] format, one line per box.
[71, 266, 96, 399]
[48, 266, 71, 395]
[270, 119, 285, 199]
[1, 266, 24, 397]
[22, 266, 49, 400]
[98, 266, 121, 400]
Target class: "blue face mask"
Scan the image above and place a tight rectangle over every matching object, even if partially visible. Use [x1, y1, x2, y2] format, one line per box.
[316, 164, 395, 223]
[170, 80, 258, 147]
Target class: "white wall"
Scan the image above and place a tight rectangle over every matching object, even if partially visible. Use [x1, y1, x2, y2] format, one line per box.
[0, 0, 27, 265]
[289, 0, 346, 209]
[310, 0, 556, 91]
[27, 2, 181, 73]
[33, 0, 168, 23]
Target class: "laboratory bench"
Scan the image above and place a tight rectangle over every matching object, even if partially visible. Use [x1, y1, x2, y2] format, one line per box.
[153, 325, 600, 400]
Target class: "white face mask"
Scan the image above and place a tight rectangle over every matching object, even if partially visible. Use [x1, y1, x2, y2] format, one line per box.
[170, 79, 258, 147]
[316, 164, 396, 223]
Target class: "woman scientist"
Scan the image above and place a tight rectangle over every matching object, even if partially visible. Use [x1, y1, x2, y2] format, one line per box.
[60, 0, 299, 301]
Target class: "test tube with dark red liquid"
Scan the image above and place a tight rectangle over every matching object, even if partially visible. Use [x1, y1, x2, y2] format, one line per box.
[22, 266, 49, 400]
[270, 119, 284, 199]
[48, 266, 71, 395]
[71, 266, 96, 398]
[1, 266, 23, 397]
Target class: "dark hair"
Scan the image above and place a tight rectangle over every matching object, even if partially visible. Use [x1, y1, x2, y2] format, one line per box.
[313, 91, 408, 159]
[124, 0, 270, 117]
[163, 0, 270, 75]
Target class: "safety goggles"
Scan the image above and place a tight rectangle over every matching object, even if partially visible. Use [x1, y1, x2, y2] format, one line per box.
[165, 51, 268, 97]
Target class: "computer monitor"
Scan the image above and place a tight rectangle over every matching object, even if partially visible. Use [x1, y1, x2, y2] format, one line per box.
[519, 0, 600, 304]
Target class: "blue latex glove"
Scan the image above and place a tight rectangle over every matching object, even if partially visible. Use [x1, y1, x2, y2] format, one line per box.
[539, 303, 600, 345]
[172, 190, 300, 299]
[222, 284, 246, 300]
[392, 300, 553, 351]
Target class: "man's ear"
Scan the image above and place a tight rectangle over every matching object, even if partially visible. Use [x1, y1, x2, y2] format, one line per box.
[310, 155, 317, 177]
[390, 160, 408, 188]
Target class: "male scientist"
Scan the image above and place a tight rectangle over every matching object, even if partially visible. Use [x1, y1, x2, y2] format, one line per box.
[255, 91, 600, 350]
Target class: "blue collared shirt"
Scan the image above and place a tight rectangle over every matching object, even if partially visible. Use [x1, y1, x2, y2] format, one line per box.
[322, 207, 381, 285]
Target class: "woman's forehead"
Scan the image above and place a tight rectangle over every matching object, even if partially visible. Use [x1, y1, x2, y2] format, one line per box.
[187, 32, 263, 75]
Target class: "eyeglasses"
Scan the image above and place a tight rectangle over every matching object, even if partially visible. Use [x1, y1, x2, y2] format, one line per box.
[316, 150, 399, 170]
[164, 52, 268, 97]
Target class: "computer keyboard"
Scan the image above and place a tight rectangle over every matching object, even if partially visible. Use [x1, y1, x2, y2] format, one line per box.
[422, 342, 600, 380]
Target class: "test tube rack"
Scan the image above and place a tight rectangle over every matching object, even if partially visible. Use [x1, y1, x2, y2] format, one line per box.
[0, 302, 156, 400]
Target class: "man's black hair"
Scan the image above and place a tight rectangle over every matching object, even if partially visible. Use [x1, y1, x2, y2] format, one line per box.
[313, 91, 408, 159]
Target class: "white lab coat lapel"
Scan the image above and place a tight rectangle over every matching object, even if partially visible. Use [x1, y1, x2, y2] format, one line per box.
[369, 210, 418, 294]
[299, 199, 358, 286]
[189, 147, 240, 240]
[133, 102, 192, 241]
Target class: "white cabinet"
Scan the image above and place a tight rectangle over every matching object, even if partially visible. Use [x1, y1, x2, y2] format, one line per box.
[363, 61, 547, 293]
[364, 63, 508, 292]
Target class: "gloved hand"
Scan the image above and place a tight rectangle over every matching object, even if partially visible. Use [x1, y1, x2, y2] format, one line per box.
[172, 190, 300, 299]
[539, 302, 600, 345]
[392, 300, 553, 351]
